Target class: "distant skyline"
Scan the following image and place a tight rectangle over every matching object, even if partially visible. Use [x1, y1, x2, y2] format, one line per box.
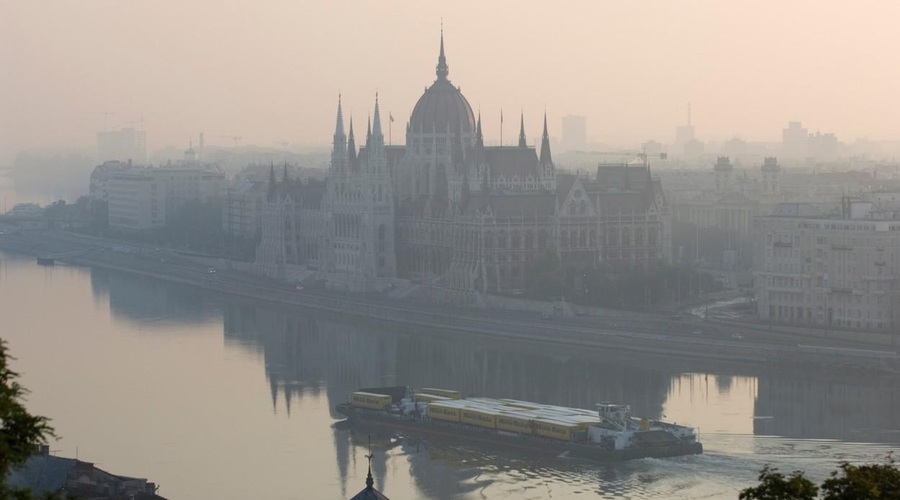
[3, 1, 900, 163]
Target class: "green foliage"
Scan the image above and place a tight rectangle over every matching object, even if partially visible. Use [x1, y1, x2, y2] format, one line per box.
[524, 251, 564, 300]
[739, 465, 818, 500]
[161, 199, 224, 253]
[0, 339, 57, 497]
[581, 262, 718, 310]
[820, 460, 900, 499]
[741, 459, 900, 500]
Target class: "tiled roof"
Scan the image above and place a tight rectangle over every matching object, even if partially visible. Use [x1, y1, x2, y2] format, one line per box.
[596, 165, 651, 192]
[7, 454, 75, 492]
[483, 147, 540, 178]
[555, 173, 577, 204]
[486, 193, 556, 220]
[595, 191, 649, 213]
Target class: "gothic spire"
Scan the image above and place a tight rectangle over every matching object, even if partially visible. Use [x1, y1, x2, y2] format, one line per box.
[267, 162, 276, 201]
[282, 162, 289, 185]
[540, 112, 553, 167]
[475, 111, 483, 148]
[436, 27, 449, 81]
[365, 458, 374, 490]
[366, 115, 371, 142]
[347, 117, 357, 163]
[333, 94, 345, 141]
[372, 93, 383, 140]
[518, 112, 526, 147]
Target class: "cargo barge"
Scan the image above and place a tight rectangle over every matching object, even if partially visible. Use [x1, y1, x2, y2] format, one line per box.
[335, 386, 702, 462]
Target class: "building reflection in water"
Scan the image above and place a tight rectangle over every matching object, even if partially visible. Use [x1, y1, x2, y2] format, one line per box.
[92, 268, 900, 494]
[220, 302, 900, 451]
[755, 372, 900, 443]
[90, 268, 219, 327]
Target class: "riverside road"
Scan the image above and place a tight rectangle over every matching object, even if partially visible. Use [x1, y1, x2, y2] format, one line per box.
[1, 228, 898, 373]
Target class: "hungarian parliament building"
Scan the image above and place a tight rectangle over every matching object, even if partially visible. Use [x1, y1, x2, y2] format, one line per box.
[256, 34, 671, 301]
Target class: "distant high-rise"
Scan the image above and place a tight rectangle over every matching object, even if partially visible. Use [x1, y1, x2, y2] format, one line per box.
[713, 156, 734, 194]
[561, 115, 586, 152]
[760, 157, 781, 196]
[675, 103, 695, 146]
[781, 121, 808, 160]
[97, 127, 146, 163]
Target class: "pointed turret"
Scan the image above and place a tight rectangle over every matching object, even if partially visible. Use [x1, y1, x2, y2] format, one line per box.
[436, 28, 449, 81]
[475, 112, 484, 148]
[282, 162, 289, 185]
[371, 93, 383, 141]
[518, 112, 527, 147]
[333, 95, 345, 144]
[365, 459, 374, 490]
[347, 118, 357, 163]
[267, 163, 276, 201]
[540, 112, 553, 167]
[366, 115, 371, 142]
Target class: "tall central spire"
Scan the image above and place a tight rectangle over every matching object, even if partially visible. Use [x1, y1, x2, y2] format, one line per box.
[436, 26, 449, 81]
[518, 112, 527, 147]
[334, 94, 345, 140]
[372, 93, 383, 141]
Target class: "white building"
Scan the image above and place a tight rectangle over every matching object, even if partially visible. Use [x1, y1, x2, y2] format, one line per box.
[97, 128, 147, 163]
[753, 200, 900, 331]
[107, 165, 225, 231]
[223, 177, 268, 239]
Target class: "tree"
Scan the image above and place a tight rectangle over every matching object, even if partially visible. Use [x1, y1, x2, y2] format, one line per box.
[0, 339, 56, 497]
[524, 251, 564, 300]
[740, 459, 900, 500]
[739, 465, 818, 500]
[820, 460, 900, 500]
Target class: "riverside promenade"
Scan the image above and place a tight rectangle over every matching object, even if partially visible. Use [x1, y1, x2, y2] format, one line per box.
[2, 227, 898, 374]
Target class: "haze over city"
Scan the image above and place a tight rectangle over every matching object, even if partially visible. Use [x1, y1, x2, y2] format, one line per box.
[4, 1, 900, 163]
[4, 2, 900, 499]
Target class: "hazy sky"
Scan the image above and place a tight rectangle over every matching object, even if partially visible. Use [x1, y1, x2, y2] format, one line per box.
[3, 1, 900, 163]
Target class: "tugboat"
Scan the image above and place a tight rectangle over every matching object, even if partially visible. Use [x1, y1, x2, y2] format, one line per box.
[335, 386, 702, 462]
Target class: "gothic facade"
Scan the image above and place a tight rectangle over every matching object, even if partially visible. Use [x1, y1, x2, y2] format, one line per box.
[256, 34, 671, 299]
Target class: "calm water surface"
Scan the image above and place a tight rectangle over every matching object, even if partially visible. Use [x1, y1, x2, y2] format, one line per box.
[0, 249, 897, 499]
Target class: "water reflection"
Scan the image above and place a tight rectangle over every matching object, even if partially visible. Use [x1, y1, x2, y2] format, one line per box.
[755, 373, 900, 443]
[84, 266, 900, 498]
[90, 268, 220, 327]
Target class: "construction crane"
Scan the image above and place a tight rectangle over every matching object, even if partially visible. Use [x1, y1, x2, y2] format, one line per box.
[86, 111, 116, 131]
[218, 135, 242, 146]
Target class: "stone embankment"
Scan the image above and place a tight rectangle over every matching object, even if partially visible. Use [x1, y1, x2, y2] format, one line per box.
[1, 228, 898, 373]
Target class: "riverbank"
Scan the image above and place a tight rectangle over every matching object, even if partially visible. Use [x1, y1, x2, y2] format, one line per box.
[1, 228, 898, 373]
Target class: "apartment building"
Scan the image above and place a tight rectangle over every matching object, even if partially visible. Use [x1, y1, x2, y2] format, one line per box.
[753, 200, 900, 331]
[107, 166, 225, 231]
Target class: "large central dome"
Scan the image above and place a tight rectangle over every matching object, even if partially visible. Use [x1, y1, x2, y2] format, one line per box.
[408, 33, 476, 138]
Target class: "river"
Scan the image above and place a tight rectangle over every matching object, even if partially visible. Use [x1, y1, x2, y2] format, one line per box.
[0, 249, 897, 499]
